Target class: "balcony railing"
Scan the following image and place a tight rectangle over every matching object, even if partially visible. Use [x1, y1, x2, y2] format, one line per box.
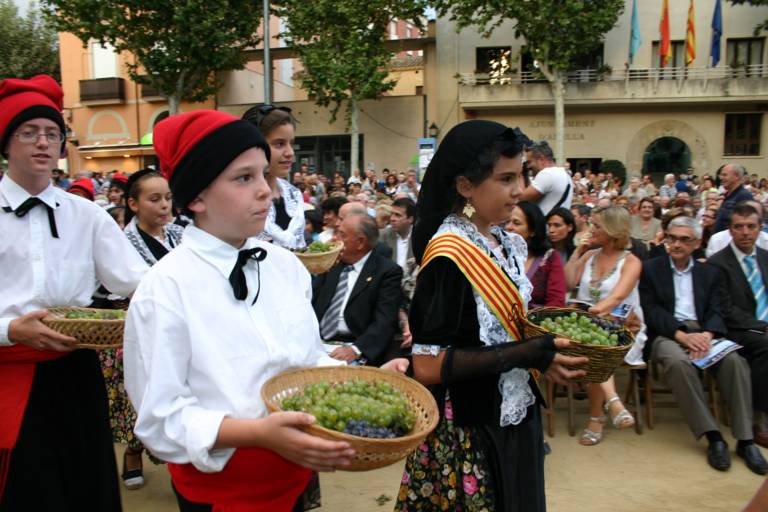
[79, 77, 126, 102]
[458, 64, 768, 85]
[140, 82, 163, 99]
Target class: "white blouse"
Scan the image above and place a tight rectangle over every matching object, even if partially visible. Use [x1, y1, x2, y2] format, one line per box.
[0, 175, 148, 345]
[123, 225, 340, 473]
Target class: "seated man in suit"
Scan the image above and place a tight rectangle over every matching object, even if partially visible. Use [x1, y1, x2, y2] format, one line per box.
[708, 202, 768, 454]
[313, 212, 403, 366]
[640, 216, 766, 474]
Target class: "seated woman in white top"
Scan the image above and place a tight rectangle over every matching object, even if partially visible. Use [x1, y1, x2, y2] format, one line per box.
[563, 205, 647, 447]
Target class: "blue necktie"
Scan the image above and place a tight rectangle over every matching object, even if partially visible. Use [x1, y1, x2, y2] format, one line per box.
[744, 255, 768, 321]
[320, 266, 352, 340]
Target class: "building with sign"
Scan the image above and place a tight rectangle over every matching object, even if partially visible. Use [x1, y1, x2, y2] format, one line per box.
[431, 0, 768, 179]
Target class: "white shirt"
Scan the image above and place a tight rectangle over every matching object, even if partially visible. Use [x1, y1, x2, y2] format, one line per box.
[336, 251, 372, 336]
[396, 229, 411, 269]
[706, 230, 768, 258]
[531, 166, 573, 215]
[318, 229, 334, 243]
[0, 175, 148, 345]
[670, 257, 697, 322]
[730, 241, 762, 281]
[124, 225, 340, 473]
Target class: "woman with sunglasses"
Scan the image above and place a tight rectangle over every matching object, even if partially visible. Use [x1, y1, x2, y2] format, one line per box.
[242, 105, 306, 250]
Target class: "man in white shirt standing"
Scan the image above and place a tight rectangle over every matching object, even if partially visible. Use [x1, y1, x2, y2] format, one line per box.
[0, 75, 147, 510]
[519, 140, 573, 215]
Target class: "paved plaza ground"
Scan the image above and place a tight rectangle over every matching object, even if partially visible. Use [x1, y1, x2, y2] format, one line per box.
[121, 394, 765, 512]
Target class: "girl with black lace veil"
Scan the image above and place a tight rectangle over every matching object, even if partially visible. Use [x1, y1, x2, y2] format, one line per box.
[242, 105, 306, 250]
[395, 121, 586, 512]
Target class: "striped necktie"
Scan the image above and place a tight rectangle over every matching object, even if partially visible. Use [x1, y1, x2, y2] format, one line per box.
[744, 254, 768, 321]
[320, 265, 352, 340]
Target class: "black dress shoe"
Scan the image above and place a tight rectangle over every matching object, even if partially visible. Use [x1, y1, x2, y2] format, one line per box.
[737, 444, 768, 475]
[707, 440, 731, 471]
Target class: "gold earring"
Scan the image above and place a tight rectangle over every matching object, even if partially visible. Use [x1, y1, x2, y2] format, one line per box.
[462, 200, 476, 218]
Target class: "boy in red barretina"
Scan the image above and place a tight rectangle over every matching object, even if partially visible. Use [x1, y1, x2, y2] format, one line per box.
[124, 110, 407, 511]
[0, 75, 147, 511]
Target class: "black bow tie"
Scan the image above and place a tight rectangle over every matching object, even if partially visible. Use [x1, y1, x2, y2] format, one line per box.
[229, 247, 267, 304]
[2, 197, 59, 238]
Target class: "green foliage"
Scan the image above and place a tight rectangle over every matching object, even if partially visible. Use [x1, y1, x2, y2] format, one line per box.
[41, 0, 262, 109]
[432, 0, 624, 74]
[599, 159, 627, 185]
[276, 0, 427, 122]
[0, 0, 60, 80]
[729, 0, 768, 34]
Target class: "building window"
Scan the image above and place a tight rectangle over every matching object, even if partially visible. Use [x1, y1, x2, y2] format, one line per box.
[724, 113, 762, 156]
[651, 40, 686, 79]
[476, 46, 512, 74]
[567, 45, 604, 81]
[389, 22, 398, 40]
[726, 38, 764, 76]
[90, 41, 117, 79]
[406, 26, 412, 39]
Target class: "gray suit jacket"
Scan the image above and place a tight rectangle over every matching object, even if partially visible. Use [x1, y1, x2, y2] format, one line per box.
[379, 226, 413, 265]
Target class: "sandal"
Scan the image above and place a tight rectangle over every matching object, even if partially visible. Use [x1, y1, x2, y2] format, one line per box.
[604, 396, 635, 430]
[579, 415, 606, 446]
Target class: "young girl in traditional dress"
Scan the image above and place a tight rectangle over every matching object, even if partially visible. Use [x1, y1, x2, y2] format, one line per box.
[100, 170, 184, 489]
[242, 105, 306, 250]
[396, 120, 586, 512]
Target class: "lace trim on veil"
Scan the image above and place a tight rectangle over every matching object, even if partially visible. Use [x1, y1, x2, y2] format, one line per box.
[435, 214, 535, 426]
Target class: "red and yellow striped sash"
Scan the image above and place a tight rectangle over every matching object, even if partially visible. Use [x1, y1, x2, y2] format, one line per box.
[421, 233, 525, 341]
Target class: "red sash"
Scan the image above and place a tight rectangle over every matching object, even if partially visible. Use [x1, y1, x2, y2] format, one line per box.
[0, 345, 68, 498]
[421, 233, 526, 340]
[168, 447, 312, 512]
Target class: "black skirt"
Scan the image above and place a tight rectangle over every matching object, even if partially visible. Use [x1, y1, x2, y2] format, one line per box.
[0, 350, 122, 512]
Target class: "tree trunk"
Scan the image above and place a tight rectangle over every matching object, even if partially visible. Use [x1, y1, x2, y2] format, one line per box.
[168, 93, 180, 116]
[539, 63, 566, 165]
[349, 96, 359, 178]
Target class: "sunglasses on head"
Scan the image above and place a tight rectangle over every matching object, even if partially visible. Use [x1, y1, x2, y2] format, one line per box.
[252, 105, 292, 126]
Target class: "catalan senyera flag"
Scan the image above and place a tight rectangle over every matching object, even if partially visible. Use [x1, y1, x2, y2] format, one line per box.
[660, 0, 672, 67]
[686, 0, 696, 66]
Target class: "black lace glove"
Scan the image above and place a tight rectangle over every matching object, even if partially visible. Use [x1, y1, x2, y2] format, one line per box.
[440, 335, 556, 386]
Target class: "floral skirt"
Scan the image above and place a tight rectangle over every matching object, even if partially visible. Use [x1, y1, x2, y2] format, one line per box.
[98, 347, 145, 453]
[395, 400, 496, 511]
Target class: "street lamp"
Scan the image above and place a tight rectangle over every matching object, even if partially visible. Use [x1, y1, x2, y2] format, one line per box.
[428, 122, 439, 138]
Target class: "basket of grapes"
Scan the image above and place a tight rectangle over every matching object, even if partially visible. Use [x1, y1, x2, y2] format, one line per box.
[524, 307, 634, 383]
[41, 307, 126, 349]
[261, 366, 440, 471]
[293, 241, 343, 274]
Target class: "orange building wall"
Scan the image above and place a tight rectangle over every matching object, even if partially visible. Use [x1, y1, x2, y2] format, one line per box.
[59, 32, 214, 177]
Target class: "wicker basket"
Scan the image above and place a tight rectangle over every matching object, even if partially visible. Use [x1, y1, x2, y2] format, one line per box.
[262, 366, 439, 471]
[524, 306, 634, 383]
[293, 242, 343, 274]
[42, 307, 125, 349]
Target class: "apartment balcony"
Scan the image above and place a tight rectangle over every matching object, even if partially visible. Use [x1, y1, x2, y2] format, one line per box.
[79, 77, 126, 105]
[140, 82, 164, 101]
[458, 65, 768, 110]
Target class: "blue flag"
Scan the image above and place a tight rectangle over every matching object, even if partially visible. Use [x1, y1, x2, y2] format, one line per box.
[711, 0, 723, 67]
[629, 0, 642, 64]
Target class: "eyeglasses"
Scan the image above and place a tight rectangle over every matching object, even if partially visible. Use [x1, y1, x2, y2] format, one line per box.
[14, 130, 65, 144]
[665, 234, 696, 244]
